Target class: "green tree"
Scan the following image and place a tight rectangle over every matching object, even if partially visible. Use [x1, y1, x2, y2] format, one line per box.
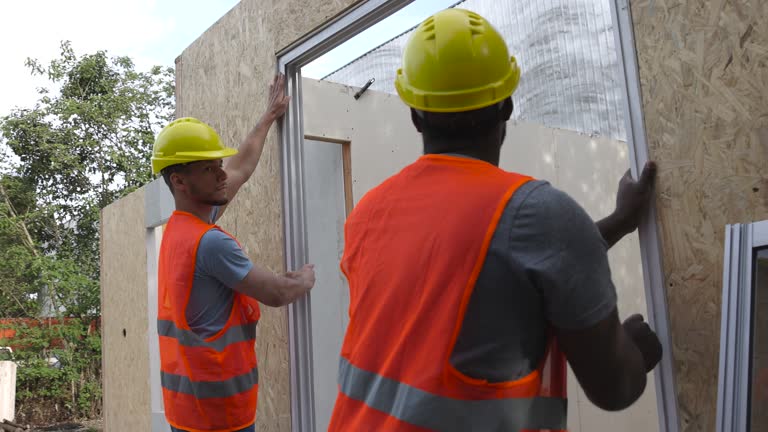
[0, 41, 174, 318]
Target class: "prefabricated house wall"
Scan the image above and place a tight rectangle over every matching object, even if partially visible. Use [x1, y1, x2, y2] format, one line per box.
[630, 2, 768, 430]
[101, 188, 151, 431]
[99, 0, 768, 431]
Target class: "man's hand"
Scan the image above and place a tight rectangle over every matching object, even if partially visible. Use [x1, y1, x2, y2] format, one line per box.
[596, 161, 657, 248]
[614, 161, 657, 235]
[622, 314, 662, 373]
[285, 264, 316, 292]
[265, 73, 290, 122]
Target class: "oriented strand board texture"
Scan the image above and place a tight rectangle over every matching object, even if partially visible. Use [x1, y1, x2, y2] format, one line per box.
[100, 188, 150, 431]
[303, 78, 658, 431]
[631, 1, 768, 430]
[175, 1, 359, 430]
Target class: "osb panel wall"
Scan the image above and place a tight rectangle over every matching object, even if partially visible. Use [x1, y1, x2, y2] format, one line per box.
[631, 1, 768, 430]
[175, 1, 359, 430]
[100, 188, 150, 431]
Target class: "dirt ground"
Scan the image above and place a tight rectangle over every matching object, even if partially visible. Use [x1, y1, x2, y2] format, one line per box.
[28, 418, 103, 432]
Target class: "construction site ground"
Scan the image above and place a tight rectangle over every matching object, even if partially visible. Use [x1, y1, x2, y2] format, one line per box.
[26, 419, 103, 432]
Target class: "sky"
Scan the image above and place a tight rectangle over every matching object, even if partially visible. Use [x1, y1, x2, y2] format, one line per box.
[0, 0, 239, 117]
[0, 0, 460, 118]
[302, 0, 459, 79]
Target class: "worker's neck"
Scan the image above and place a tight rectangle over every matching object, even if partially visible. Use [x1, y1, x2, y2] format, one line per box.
[174, 198, 214, 224]
[423, 139, 501, 166]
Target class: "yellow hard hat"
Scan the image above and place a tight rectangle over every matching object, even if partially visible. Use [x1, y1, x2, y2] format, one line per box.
[395, 8, 520, 113]
[151, 117, 237, 174]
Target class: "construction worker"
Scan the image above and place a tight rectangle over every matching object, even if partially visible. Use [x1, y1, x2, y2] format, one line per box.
[328, 9, 662, 431]
[151, 74, 315, 432]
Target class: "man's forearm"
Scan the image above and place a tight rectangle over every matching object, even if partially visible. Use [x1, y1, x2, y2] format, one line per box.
[229, 114, 277, 180]
[269, 273, 310, 307]
[596, 212, 630, 249]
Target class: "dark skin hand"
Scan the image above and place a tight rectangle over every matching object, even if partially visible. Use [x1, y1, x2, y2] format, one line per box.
[597, 161, 658, 248]
[623, 313, 663, 372]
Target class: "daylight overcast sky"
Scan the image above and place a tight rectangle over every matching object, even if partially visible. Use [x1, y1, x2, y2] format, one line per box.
[0, 0, 458, 118]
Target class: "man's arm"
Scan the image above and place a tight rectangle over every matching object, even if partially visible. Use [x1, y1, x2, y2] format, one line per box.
[217, 74, 290, 221]
[557, 310, 660, 411]
[198, 229, 315, 307]
[233, 263, 315, 307]
[510, 183, 661, 411]
[596, 161, 657, 248]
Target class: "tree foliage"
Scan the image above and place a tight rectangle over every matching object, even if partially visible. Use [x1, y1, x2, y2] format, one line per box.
[1, 319, 102, 424]
[0, 41, 174, 317]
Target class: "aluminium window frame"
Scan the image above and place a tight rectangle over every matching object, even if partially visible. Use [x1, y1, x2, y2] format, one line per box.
[272, 0, 682, 430]
[609, 0, 681, 431]
[716, 220, 768, 432]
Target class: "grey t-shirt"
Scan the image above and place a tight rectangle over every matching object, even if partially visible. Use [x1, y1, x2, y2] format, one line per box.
[450, 180, 617, 382]
[185, 207, 254, 339]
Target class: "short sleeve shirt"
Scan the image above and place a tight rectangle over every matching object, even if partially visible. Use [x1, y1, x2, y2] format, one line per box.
[185, 207, 254, 338]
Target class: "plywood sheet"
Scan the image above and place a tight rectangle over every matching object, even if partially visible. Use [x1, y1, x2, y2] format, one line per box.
[630, 1, 768, 430]
[173, 1, 359, 430]
[100, 187, 150, 431]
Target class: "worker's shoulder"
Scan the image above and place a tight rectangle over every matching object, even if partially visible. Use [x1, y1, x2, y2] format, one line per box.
[504, 179, 591, 226]
[197, 228, 239, 254]
[506, 179, 564, 211]
[349, 168, 407, 213]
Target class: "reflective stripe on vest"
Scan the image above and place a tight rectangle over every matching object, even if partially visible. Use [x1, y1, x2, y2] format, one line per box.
[338, 357, 566, 431]
[162, 366, 258, 399]
[157, 319, 256, 351]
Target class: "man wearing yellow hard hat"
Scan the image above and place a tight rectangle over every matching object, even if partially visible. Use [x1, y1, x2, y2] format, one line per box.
[151, 75, 315, 432]
[328, 9, 661, 431]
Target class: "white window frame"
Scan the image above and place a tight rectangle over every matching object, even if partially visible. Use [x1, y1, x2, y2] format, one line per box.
[717, 220, 768, 432]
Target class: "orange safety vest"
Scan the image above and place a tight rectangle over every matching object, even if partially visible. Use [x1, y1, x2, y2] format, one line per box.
[158, 211, 261, 432]
[328, 155, 568, 431]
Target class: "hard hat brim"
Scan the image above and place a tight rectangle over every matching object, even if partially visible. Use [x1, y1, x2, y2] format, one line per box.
[174, 147, 239, 159]
[152, 147, 238, 174]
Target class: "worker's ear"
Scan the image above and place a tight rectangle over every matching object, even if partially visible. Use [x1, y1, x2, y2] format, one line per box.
[170, 172, 187, 194]
[410, 108, 423, 133]
[500, 97, 513, 122]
